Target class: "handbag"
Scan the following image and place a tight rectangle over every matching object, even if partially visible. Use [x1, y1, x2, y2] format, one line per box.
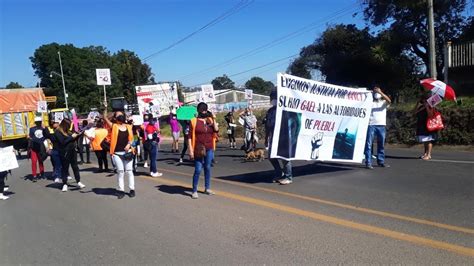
[123, 151, 134, 161]
[100, 139, 110, 152]
[194, 142, 207, 158]
[426, 110, 444, 132]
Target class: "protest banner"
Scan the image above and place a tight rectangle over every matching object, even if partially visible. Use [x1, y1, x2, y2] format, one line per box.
[201, 84, 216, 103]
[37, 101, 47, 113]
[135, 83, 179, 117]
[270, 73, 372, 163]
[0, 146, 19, 172]
[54, 112, 64, 123]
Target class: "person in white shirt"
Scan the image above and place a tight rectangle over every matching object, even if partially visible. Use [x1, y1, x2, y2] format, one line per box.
[364, 86, 391, 169]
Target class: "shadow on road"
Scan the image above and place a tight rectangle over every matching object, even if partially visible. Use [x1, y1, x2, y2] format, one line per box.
[81, 187, 117, 197]
[385, 155, 419, 160]
[217, 162, 353, 184]
[156, 185, 192, 197]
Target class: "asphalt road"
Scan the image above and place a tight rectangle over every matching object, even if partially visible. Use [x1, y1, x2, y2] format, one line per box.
[1, 142, 473, 264]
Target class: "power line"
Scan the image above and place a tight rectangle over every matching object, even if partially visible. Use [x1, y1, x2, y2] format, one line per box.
[143, 0, 254, 61]
[178, 3, 359, 82]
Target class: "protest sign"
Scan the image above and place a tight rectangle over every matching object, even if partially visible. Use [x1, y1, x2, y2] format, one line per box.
[135, 83, 179, 118]
[132, 115, 144, 126]
[96, 68, 111, 85]
[245, 89, 253, 100]
[0, 146, 19, 172]
[37, 101, 47, 113]
[427, 94, 443, 107]
[201, 84, 216, 103]
[270, 73, 372, 163]
[54, 112, 64, 123]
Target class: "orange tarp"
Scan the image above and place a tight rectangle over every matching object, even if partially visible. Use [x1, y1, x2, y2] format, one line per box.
[0, 88, 46, 113]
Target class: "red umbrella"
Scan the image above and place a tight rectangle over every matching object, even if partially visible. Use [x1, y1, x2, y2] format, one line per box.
[420, 78, 456, 101]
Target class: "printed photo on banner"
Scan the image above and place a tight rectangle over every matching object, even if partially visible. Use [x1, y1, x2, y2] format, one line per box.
[54, 112, 64, 123]
[201, 84, 216, 102]
[270, 73, 372, 163]
[135, 83, 179, 118]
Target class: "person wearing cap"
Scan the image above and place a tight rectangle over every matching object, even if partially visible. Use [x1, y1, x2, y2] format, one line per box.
[28, 116, 48, 182]
[364, 86, 391, 169]
[265, 90, 293, 185]
[188, 102, 219, 199]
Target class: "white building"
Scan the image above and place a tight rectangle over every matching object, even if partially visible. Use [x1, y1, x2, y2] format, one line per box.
[183, 89, 271, 112]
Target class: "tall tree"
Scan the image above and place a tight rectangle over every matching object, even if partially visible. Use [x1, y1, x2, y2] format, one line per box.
[30, 43, 154, 112]
[5, 82, 23, 89]
[244, 76, 274, 95]
[211, 74, 235, 91]
[362, 0, 469, 77]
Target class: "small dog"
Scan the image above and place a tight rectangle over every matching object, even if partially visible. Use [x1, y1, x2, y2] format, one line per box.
[244, 148, 265, 162]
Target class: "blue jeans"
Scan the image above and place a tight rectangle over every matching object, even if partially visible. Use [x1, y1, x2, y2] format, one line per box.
[192, 149, 214, 193]
[364, 125, 386, 166]
[149, 142, 158, 173]
[50, 149, 62, 179]
[269, 158, 292, 180]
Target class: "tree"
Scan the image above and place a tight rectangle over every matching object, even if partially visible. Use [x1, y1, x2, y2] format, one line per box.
[30, 43, 155, 112]
[288, 24, 418, 101]
[211, 74, 235, 91]
[244, 76, 274, 95]
[362, 0, 470, 77]
[5, 82, 23, 89]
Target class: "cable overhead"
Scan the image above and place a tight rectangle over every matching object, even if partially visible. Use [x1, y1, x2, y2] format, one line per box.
[143, 0, 253, 61]
[178, 3, 359, 81]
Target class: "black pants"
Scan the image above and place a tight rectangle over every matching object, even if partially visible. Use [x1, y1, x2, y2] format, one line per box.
[61, 150, 80, 185]
[95, 150, 108, 170]
[227, 127, 235, 143]
[180, 137, 189, 159]
[0, 171, 7, 194]
[78, 139, 90, 162]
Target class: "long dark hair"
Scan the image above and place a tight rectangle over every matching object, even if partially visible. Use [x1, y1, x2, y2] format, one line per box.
[58, 118, 72, 136]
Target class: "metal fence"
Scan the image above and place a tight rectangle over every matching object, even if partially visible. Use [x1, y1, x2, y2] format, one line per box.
[448, 41, 474, 68]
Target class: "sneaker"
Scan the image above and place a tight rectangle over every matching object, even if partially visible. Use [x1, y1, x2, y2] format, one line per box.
[204, 189, 215, 195]
[144, 162, 149, 168]
[32, 176, 37, 183]
[117, 191, 125, 199]
[54, 178, 61, 183]
[0, 194, 9, 200]
[67, 176, 73, 181]
[279, 178, 293, 185]
[62, 184, 68, 192]
[191, 192, 199, 199]
[3, 187, 9, 192]
[378, 163, 390, 168]
[129, 190, 135, 198]
[151, 172, 163, 177]
[77, 182, 86, 189]
[371, 155, 377, 159]
[366, 165, 374, 169]
[179, 158, 183, 163]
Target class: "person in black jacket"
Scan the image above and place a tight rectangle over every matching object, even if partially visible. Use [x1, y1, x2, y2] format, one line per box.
[44, 120, 63, 183]
[54, 118, 85, 192]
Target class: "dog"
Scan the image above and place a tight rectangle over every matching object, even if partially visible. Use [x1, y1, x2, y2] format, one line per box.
[244, 148, 266, 162]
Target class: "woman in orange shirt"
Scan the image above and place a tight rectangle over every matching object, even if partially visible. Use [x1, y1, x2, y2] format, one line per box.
[89, 119, 109, 173]
[104, 108, 135, 199]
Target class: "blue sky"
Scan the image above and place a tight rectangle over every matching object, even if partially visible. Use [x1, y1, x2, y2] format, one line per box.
[0, 0, 366, 88]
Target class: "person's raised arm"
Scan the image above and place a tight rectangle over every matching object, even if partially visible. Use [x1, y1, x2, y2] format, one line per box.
[374, 87, 392, 104]
[103, 107, 113, 128]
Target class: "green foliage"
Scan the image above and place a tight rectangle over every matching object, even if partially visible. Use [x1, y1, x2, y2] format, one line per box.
[211, 74, 235, 91]
[244, 76, 274, 96]
[30, 43, 154, 112]
[5, 82, 23, 89]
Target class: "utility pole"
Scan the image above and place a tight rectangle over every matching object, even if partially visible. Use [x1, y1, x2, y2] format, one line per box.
[58, 51, 69, 109]
[428, 0, 437, 79]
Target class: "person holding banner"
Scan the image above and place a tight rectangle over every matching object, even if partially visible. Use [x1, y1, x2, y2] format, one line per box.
[265, 91, 293, 185]
[188, 102, 219, 199]
[364, 87, 392, 169]
[104, 109, 136, 199]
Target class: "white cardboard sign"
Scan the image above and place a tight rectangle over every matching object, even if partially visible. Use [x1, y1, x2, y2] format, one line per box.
[0, 146, 19, 172]
[201, 84, 216, 103]
[245, 89, 253, 100]
[37, 101, 47, 113]
[96, 68, 111, 85]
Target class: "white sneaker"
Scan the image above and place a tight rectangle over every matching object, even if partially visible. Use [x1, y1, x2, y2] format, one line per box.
[3, 187, 8, 192]
[204, 189, 215, 195]
[0, 194, 9, 200]
[67, 176, 73, 180]
[144, 162, 149, 168]
[54, 178, 61, 183]
[62, 184, 68, 192]
[77, 182, 86, 189]
[179, 158, 183, 163]
[191, 192, 198, 199]
[151, 172, 163, 177]
[279, 178, 293, 185]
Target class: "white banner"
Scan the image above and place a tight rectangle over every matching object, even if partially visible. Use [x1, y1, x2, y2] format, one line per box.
[0, 146, 19, 172]
[201, 84, 216, 103]
[135, 83, 179, 118]
[37, 101, 47, 113]
[270, 73, 372, 163]
[245, 89, 253, 100]
[96, 68, 112, 85]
